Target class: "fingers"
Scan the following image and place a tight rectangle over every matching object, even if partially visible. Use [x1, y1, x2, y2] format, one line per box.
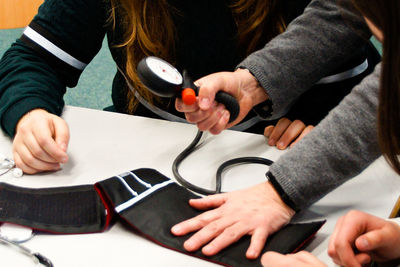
[13, 143, 61, 174]
[267, 118, 291, 147]
[31, 117, 68, 163]
[261, 251, 327, 267]
[195, 76, 224, 111]
[201, 221, 253, 256]
[177, 213, 268, 258]
[171, 195, 228, 237]
[175, 98, 200, 114]
[188, 194, 228, 210]
[12, 109, 70, 174]
[175, 97, 230, 134]
[274, 120, 305, 149]
[207, 110, 230, 135]
[356, 226, 395, 252]
[176, 71, 263, 134]
[53, 116, 70, 152]
[13, 151, 44, 174]
[171, 208, 222, 238]
[265, 118, 311, 150]
[196, 105, 229, 134]
[290, 125, 314, 148]
[246, 227, 269, 259]
[328, 211, 371, 267]
[264, 125, 274, 138]
[22, 130, 59, 163]
[172, 183, 295, 259]
[261, 252, 289, 267]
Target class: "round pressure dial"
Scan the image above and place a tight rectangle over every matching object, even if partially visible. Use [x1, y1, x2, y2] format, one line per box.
[137, 56, 183, 97]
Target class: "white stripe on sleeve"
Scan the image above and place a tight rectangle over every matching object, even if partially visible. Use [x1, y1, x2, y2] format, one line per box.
[23, 26, 87, 70]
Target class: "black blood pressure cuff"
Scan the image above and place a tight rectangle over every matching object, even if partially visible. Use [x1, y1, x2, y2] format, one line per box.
[0, 168, 325, 267]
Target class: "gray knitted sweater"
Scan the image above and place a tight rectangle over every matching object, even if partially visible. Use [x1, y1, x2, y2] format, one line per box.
[239, 0, 382, 210]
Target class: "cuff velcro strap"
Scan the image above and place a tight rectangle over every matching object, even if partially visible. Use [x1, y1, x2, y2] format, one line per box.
[0, 183, 107, 233]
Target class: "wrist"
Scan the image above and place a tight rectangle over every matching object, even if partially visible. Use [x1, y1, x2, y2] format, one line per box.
[266, 171, 299, 213]
[234, 68, 268, 106]
[16, 108, 48, 132]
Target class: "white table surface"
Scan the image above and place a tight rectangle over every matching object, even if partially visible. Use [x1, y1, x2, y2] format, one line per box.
[0, 106, 399, 267]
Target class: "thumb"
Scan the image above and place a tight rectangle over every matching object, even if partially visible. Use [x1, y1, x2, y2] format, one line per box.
[355, 229, 385, 251]
[196, 74, 227, 110]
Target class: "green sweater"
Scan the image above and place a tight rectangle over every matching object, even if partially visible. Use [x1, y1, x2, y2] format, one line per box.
[0, 0, 375, 137]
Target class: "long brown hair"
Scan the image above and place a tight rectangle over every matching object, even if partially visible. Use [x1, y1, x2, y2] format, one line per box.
[352, 0, 400, 174]
[109, 0, 285, 113]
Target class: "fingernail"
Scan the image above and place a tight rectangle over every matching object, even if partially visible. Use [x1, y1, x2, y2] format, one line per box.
[60, 143, 67, 151]
[202, 244, 214, 255]
[277, 142, 285, 149]
[223, 110, 230, 120]
[171, 225, 181, 234]
[60, 157, 68, 163]
[184, 240, 196, 251]
[359, 237, 369, 248]
[200, 98, 210, 109]
[216, 107, 224, 117]
[268, 139, 275, 146]
[247, 250, 258, 259]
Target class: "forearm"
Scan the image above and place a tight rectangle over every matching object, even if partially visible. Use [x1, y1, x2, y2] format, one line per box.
[238, 0, 371, 119]
[269, 64, 382, 211]
[0, 42, 66, 137]
[0, 0, 108, 137]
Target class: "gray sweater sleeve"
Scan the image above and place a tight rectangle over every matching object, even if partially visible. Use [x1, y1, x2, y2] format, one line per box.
[270, 64, 382, 210]
[239, 0, 371, 119]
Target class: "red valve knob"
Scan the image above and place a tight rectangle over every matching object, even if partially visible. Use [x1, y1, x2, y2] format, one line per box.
[182, 88, 197, 105]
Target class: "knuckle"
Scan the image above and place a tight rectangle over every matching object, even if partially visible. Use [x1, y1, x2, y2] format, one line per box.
[278, 117, 289, 123]
[185, 114, 196, 123]
[209, 127, 221, 135]
[222, 228, 240, 241]
[207, 221, 221, 233]
[36, 136, 50, 147]
[347, 209, 362, 218]
[333, 239, 345, 251]
[197, 123, 209, 132]
[374, 233, 383, 244]
[17, 125, 29, 135]
[23, 154, 36, 166]
[31, 147, 45, 158]
[327, 247, 335, 257]
[293, 119, 305, 127]
[195, 217, 209, 228]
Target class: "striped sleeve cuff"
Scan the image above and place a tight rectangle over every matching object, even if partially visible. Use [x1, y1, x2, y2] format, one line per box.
[20, 22, 90, 87]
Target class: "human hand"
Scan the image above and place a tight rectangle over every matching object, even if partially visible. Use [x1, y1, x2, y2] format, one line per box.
[175, 69, 268, 135]
[12, 109, 70, 174]
[171, 182, 295, 259]
[328, 210, 400, 267]
[264, 118, 314, 150]
[261, 251, 327, 267]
